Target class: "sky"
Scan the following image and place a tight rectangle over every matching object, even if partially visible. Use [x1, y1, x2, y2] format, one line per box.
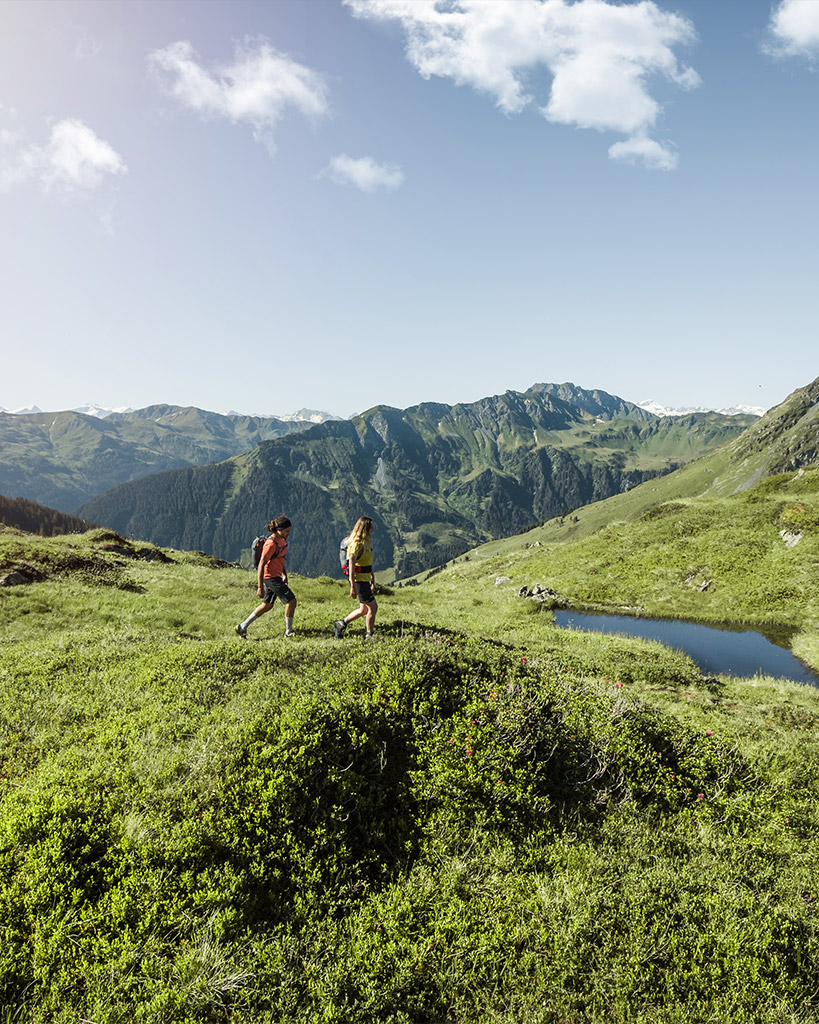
[1, 0, 818, 419]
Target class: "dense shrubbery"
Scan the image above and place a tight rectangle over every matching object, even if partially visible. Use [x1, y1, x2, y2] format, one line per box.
[0, 626, 813, 1022]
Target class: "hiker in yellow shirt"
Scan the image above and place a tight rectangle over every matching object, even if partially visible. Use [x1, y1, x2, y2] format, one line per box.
[333, 515, 377, 640]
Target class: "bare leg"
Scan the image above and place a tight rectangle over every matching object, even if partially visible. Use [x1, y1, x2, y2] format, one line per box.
[345, 603, 368, 623]
[237, 600, 274, 636]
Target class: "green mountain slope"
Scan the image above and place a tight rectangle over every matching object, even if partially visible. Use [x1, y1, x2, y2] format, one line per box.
[0, 405, 317, 512]
[412, 378, 819, 661]
[505, 373, 819, 546]
[420, 467, 819, 645]
[76, 384, 755, 578]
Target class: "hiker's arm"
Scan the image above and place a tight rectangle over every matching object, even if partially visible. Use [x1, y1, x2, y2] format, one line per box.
[257, 547, 269, 596]
[349, 544, 358, 598]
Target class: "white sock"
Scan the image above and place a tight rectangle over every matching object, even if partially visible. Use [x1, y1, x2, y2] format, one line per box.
[240, 614, 256, 630]
[285, 616, 294, 632]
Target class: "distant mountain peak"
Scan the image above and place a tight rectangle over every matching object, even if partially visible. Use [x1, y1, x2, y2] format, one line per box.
[221, 408, 341, 422]
[278, 409, 341, 423]
[529, 382, 655, 422]
[73, 404, 135, 418]
[1, 403, 341, 423]
[0, 405, 43, 415]
[638, 399, 765, 418]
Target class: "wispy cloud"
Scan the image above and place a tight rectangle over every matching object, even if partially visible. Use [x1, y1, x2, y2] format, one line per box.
[148, 38, 329, 154]
[763, 0, 819, 62]
[322, 154, 405, 192]
[344, 0, 700, 170]
[608, 134, 676, 171]
[73, 27, 102, 60]
[0, 118, 127, 194]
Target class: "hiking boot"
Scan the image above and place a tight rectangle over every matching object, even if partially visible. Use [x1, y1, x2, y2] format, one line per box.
[333, 619, 347, 639]
[236, 623, 247, 638]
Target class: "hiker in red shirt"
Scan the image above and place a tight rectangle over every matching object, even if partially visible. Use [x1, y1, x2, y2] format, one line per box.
[236, 515, 298, 638]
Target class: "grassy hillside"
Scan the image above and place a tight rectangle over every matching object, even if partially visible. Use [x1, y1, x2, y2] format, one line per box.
[0, 406, 315, 513]
[418, 468, 819, 644]
[77, 385, 754, 579]
[1, 518, 817, 1022]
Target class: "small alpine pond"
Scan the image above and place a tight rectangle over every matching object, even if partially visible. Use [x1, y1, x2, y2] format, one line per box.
[554, 609, 819, 687]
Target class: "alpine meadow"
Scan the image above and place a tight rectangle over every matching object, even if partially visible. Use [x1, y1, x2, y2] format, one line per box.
[4, 0, 819, 1018]
[1, 377, 818, 1023]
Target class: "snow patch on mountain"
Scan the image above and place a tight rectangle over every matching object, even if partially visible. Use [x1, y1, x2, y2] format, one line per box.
[0, 404, 134, 417]
[73, 404, 135, 418]
[2, 403, 340, 422]
[223, 408, 341, 422]
[638, 400, 765, 418]
[0, 405, 43, 415]
[278, 408, 341, 423]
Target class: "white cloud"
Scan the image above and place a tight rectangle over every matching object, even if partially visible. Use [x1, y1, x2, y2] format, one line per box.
[344, 0, 700, 169]
[322, 153, 405, 192]
[0, 118, 127, 194]
[148, 38, 329, 153]
[608, 133, 676, 170]
[764, 0, 819, 60]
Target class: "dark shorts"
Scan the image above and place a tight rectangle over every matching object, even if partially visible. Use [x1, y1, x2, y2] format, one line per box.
[354, 580, 376, 605]
[263, 577, 296, 605]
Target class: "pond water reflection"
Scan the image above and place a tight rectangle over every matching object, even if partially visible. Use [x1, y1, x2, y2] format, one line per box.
[553, 610, 819, 687]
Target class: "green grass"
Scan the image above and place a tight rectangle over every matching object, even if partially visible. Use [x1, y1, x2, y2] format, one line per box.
[414, 469, 819, 642]
[1, 520, 818, 1023]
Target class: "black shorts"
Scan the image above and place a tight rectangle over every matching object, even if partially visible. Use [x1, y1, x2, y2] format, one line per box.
[354, 580, 375, 604]
[263, 577, 296, 605]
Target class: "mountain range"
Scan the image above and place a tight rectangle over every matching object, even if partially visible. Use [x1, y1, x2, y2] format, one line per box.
[3, 400, 765, 419]
[0, 405, 326, 512]
[0, 404, 339, 421]
[72, 383, 758, 579]
[636, 399, 766, 418]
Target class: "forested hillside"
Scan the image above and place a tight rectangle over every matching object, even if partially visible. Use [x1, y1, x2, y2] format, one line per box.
[78, 383, 756, 578]
[0, 494, 94, 537]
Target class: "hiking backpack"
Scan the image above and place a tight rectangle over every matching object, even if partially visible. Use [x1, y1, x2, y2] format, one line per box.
[251, 532, 271, 570]
[339, 537, 349, 577]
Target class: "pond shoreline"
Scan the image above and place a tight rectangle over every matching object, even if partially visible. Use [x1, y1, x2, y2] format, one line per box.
[557, 602, 800, 648]
[553, 606, 819, 686]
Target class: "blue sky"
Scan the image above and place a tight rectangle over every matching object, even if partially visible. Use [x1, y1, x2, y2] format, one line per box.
[1, 0, 817, 418]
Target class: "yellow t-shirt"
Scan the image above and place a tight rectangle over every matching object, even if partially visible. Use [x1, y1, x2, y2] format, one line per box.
[348, 538, 373, 581]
